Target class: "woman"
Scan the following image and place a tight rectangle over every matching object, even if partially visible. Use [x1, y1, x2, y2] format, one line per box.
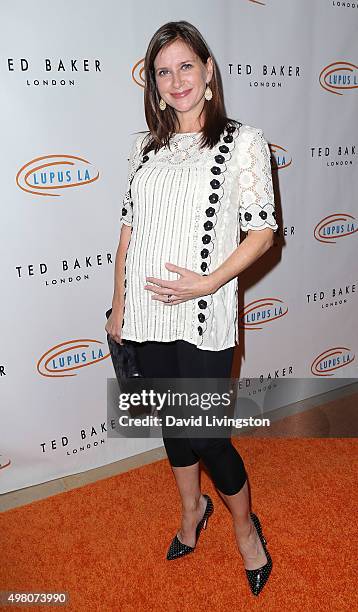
[106, 20, 278, 596]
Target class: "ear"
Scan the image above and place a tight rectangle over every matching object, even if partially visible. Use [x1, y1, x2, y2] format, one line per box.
[206, 56, 214, 83]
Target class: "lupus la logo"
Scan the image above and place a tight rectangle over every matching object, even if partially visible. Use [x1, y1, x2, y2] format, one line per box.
[0, 455, 11, 470]
[37, 339, 110, 378]
[16, 155, 100, 196]
[319, 62, 358, 95]
[132, 58, 145, 88]
[311, 347, 355, 376]
[314, 213, 357, 243]
[269, 144, 292, 170]
[239, 298, 288, 329]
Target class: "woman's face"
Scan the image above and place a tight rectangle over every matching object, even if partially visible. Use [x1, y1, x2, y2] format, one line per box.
[153, 39, 213, 124]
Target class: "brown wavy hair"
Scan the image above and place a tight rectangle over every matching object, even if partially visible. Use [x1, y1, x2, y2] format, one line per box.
[139, 20, 240, 155]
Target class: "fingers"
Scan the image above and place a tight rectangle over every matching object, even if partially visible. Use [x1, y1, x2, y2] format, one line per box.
[151, 293, 177, 302]
[145, 276, 171, 287]
[165, 262, 186, 274]
[144, 284, 179, 296]
[108, 330, 124, 344]
[152, 295, 185, 305]
[105, 319, 123, 344]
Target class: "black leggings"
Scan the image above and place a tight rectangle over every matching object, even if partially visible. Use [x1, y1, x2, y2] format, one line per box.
[132, 339, 247, 496]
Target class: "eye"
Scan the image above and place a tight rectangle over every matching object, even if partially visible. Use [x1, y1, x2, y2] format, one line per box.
[157, 64, 193, 77]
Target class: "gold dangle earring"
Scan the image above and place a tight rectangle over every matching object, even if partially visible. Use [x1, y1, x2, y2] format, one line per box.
[159, 98, 167, 111]
[204, 84, 212, 101]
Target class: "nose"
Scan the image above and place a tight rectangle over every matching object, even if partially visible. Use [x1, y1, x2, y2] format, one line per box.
[171, 70, 184, 90]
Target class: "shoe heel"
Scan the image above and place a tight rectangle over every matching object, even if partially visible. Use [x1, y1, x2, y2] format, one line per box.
[166, 494, 214, 560]
[245, 512, 272, 596]
[250, 512, 267, 544]
[195, 495, 213, 536]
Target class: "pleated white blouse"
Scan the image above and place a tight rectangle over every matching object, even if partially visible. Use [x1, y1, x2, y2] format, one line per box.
[119, 122, 278, 351]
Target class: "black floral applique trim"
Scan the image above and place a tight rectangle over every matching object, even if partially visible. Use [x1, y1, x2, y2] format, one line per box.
[196, 122, 242, 345]
[121, 152, 150, 221]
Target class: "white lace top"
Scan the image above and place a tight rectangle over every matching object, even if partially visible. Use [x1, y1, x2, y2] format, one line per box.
[119, 123, 278, 351]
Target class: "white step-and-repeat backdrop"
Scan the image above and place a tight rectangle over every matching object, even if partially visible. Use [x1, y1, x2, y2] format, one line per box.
[1, 0, 357, 493]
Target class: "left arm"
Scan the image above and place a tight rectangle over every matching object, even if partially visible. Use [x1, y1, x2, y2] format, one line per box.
[208, 228, 274, 292]
[145, 229, 274, 304]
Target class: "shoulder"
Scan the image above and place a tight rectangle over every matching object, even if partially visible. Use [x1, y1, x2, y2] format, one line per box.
[235, 124, 271, 160]
[230, 123, 271, 172]
[128, 130, 150, 157]
[236, 123, 265, 143]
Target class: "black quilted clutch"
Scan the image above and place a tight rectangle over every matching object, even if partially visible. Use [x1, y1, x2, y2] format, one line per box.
[105, 308, 143, 380]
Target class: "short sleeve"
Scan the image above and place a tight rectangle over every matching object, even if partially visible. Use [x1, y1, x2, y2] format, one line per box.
[120, 134, 145, 227]
[238, 129, 278, 233]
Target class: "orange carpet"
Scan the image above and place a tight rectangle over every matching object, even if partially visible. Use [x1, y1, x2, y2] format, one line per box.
[1, 438, 357, 611]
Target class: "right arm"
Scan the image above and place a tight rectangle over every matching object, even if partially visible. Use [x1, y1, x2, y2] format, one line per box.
[105, 131, 143, 344]
[105, 223, 132, 344]
[105, 131, 146, 342]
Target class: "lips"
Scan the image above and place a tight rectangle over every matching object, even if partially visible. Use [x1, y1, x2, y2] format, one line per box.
[171, 89, 192, 99]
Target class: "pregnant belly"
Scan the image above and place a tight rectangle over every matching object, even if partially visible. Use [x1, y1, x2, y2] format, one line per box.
[127, 232, 195, 280]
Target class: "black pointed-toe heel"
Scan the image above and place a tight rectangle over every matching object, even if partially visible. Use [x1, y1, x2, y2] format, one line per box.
[244, 512, 272, 596]
[166, 494, 214, 560]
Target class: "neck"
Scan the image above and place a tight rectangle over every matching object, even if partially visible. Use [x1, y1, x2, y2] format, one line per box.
[175, 107, 205, 134]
